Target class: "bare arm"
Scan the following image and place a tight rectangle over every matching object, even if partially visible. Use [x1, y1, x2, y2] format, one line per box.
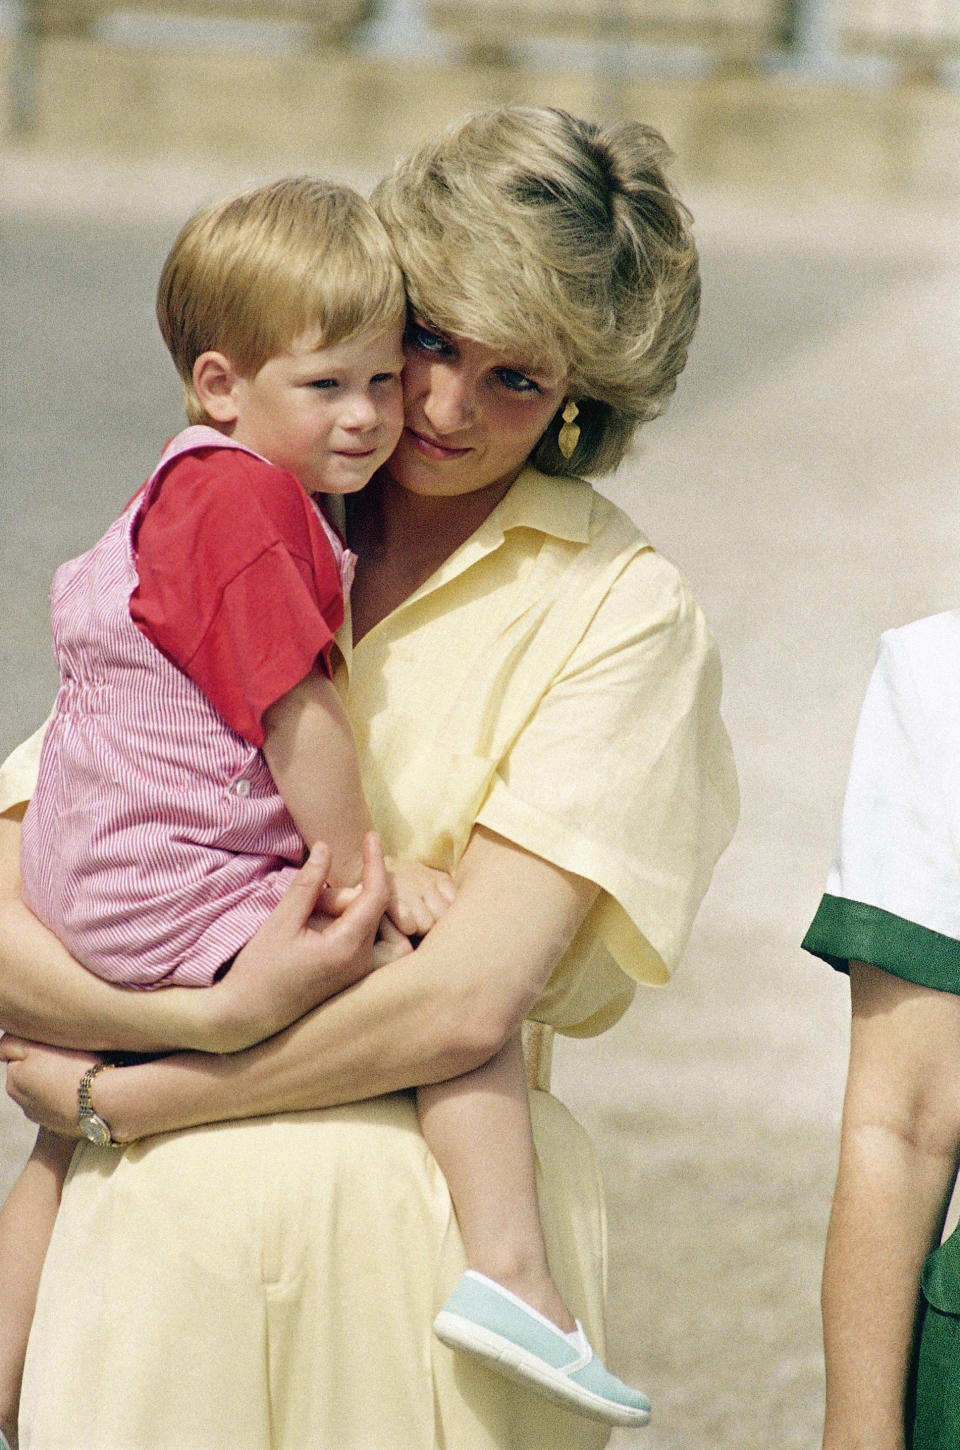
[262, 665, 372, 889]
[0, 810, 389, 1054]
[0, 809, 217, 1051]
[4, 827, 599, 1143]
[263, 667, 455, 936]
[821, 960, 960, 1450]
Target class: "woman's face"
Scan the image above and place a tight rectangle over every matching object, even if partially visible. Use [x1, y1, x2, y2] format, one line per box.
[382, 321, 568, 504]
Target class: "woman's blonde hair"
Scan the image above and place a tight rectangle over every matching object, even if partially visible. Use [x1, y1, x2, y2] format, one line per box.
[157, 176, 406, 425]
[372, 106, 700, 477]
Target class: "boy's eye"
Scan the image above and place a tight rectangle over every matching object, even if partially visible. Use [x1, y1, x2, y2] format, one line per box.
[371, 371, 401, 384]
[496, 368, 539, 394]
[309, 378, 338, 390]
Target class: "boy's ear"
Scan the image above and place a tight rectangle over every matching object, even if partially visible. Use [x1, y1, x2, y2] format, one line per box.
[193, 351, 241, 424]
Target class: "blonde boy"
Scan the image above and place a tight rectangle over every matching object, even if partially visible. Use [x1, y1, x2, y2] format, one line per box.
[0, 177, 451, 1446]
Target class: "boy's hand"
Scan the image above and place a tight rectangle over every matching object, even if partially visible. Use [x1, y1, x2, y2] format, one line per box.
[202, 833, 389, 1052]
[372, 915, 415, 969]
[383, 858, 456, 938]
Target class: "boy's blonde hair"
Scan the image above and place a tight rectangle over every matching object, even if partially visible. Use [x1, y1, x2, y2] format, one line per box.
[372, 106, 700, 477]
[157, 176, 406, 425]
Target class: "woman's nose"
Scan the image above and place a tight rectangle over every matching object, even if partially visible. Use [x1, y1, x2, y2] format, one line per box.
[422, 366, 478, 434]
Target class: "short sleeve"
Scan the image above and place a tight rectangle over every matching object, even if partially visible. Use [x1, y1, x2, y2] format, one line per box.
[478, 552, 738, 987]
[803, 620, 960, 989]
[131, 452, 344, 747]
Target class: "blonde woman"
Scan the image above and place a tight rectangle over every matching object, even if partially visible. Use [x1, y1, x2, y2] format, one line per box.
[0, 107, 737, 1450]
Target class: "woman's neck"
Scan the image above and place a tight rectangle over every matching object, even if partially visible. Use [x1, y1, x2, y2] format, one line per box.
[347, 470, 515, 641]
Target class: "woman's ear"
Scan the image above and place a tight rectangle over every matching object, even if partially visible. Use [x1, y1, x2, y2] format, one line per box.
[193, 351, 241, 425]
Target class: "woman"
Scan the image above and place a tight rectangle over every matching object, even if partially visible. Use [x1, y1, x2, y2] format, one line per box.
[804, 614, 960, 1450]
[0, 106, 737, 1449]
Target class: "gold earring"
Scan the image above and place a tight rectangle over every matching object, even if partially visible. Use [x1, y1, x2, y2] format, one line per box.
[557, 400, 580, 460]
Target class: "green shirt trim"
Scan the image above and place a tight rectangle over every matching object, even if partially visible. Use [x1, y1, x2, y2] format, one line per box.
[803, 894, 960, 994]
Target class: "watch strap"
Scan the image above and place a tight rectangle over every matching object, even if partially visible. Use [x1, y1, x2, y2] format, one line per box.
[77, 1061, 120, 1145]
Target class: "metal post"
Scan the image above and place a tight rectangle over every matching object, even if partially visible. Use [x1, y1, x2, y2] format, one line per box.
[784, 0, 840, 75]
[358, 0, 452, 58]
[594, 0, 630, 118]
[9, 0, 41, 135]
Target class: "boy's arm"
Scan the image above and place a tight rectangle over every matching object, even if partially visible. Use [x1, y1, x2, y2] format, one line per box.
[262, 665, 455, 935]
[261, 664, 372, 891]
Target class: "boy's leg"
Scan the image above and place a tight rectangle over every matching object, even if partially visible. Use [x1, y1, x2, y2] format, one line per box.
[416, 1031, 574, 1330]
[421, 1040, 653, 1428]
[0, 1129, 74, 1447]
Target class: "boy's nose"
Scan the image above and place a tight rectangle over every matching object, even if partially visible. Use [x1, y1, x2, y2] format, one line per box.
[344, 392, 380, 429]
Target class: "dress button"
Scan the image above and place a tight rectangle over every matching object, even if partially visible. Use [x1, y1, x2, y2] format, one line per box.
[234, 779, 251, 797]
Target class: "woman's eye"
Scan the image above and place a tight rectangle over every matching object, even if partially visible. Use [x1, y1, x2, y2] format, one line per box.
[497, 368, 539, 394]
[407, 323, 449, 355]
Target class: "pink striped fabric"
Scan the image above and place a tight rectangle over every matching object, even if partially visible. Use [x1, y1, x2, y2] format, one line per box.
[20, 429, 348, 988]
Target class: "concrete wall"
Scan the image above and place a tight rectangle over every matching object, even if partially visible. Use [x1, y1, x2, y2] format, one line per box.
[2, 35, 958, 197]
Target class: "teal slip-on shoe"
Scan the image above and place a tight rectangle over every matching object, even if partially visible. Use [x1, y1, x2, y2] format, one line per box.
[433, 1271, 651, 1428]
[0, 1429, 13, 1450]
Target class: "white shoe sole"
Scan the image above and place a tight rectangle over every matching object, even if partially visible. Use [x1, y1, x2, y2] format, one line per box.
[434, 1310, 652, 1427]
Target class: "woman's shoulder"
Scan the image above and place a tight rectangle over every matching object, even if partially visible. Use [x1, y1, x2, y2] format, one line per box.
[506, 466, 714, 645]
[580, 479, 652, 552]
[585, 489, 710, 633]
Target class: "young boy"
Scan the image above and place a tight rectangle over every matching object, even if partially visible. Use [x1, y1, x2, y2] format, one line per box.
[0, 175, 433, 1447]
[0, 175, 648, 1446]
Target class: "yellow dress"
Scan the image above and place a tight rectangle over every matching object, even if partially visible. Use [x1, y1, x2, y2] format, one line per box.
[8, 467, 737, 1450]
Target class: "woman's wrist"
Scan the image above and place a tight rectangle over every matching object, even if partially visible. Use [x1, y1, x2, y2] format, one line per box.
[93, 1052, 223, 1143]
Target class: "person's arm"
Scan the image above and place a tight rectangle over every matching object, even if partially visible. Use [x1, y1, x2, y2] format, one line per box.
[821, 959, 960, 1450]
[263, 665, 455, 936]
[262, 665, 373, 891]
[3, 827, 599, 1142]
[0, 810, 389, 1054]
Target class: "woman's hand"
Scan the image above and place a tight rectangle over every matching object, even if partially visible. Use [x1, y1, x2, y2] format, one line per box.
[199, 832, 390, 1053]
[0, 813, 389, 1057]
[58, 828, 602, 1145]
[1, 1035, 100, 1137]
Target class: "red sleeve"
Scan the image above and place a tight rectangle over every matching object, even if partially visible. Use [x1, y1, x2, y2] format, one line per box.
[130, 449, 344, 747]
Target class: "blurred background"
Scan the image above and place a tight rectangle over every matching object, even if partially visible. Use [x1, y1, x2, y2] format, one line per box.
[1, 4, 959, 1446]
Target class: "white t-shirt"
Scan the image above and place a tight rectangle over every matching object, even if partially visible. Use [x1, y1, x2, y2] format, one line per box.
[803, 610, 960, 993]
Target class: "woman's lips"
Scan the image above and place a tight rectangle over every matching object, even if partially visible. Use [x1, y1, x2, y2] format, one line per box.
[406, 427, 472, 461]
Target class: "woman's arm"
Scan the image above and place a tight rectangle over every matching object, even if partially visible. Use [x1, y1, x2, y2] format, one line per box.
[0, 811, 389, 1054]
[821, 960, 960, 1450]
[4, 827, 599, 1142]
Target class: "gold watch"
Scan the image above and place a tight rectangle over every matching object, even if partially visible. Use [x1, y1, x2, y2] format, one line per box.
[77, 1061, 121, 1147]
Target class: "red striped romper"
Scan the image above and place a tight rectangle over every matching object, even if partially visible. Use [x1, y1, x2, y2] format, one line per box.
[20, 427, 354, 988]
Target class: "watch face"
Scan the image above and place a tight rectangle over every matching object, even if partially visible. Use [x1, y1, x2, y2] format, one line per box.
[79, 1113, 112, 1147]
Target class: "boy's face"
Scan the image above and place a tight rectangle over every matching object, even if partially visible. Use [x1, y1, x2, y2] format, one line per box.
[229, 327, 404, 496]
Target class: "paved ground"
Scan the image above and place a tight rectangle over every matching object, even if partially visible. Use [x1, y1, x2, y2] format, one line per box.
[1, 144, 959, 1449]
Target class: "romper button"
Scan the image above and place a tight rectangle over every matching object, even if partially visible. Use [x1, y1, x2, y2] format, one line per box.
[235, 779, 251, 797]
